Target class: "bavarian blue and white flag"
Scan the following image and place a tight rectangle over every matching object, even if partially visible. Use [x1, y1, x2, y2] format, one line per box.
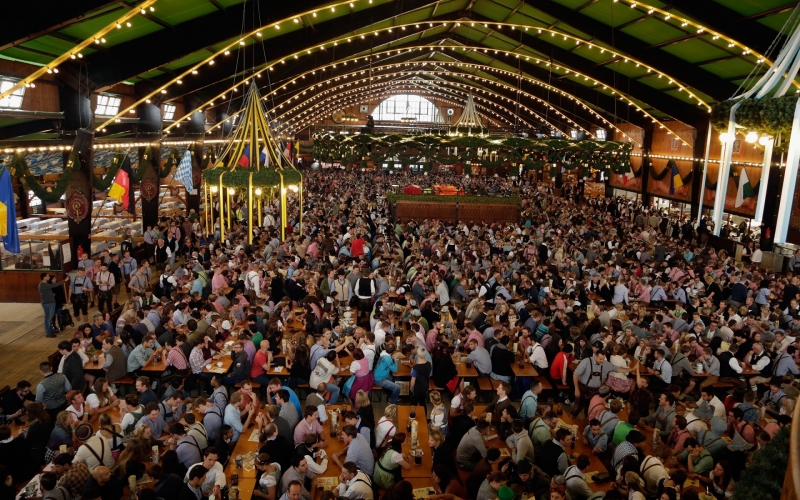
[175, 150, 194, 193]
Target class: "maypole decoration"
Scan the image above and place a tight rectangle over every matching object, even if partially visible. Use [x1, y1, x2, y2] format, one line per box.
[202, 82, 303, 242]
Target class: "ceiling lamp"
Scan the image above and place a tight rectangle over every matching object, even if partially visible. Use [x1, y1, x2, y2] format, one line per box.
[745, 131, 759, 143]
[719, 132, 731, 143]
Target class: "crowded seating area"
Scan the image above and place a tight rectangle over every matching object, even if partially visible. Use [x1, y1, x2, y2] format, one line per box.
[4, 167, 795, 500]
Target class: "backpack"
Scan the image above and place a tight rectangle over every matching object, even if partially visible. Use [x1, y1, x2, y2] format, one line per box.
[483, 281, 499, 301]
[157, 274, 174, 298]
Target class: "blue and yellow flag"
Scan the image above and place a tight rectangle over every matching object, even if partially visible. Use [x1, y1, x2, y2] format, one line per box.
[669, 160, 683, 195]
[0, 167, 20, 254]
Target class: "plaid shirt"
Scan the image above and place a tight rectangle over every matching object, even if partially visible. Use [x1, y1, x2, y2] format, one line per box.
[58, 461, 91, 500]
[612, 441, 638, 470]
[190, 347, 207, 374]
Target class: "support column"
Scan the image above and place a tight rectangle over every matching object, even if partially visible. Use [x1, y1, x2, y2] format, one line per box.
[695, 122, 714, 226]
[65, 129, 94, 260]
[139, 145, 161, 234]
[754, 139, 775, 225]
[641, 123, 654, 206]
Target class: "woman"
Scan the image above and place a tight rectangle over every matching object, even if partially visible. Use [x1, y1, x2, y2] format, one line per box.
[119, 331, 136, 358]
[373, 434, 411, 489]
[549, 484, 567, 500]
[86, 378, 120, 416]
[476, 472, 507, 500]
[432, 345, 460, 395]
[24, 403, 53, 466]
[132, 422, 160, 448]
[252, 452, 281, 500]
[410, 346, 431, 412]
[45, 411, 76, 463]
[287, 344, 311, 389]
[695, 460, 734, 499]
[75, 323, 94, 351]
[429, 391, 449, 437]
[97, 413, 125, 460]
[625, 472, 646, 500]
[375, 405, 398, 450]
[607, 345, 633, 393]
[429, 464, 467, 500]
[354, 390, 375, 431]
[574, 335, 592, 361]
[345, 349, 374, 401]
[113, 438, 148, 479]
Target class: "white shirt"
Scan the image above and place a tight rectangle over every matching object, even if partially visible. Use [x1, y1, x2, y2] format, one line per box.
[337, 471, 373, 500]
[186, 461, 226, 496]
[374, 416, 396, 447]
[528, 343, 549, 369]
[708, 396, 726, 419]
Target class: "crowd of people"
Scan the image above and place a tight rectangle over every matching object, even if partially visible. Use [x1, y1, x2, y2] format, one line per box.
[17, 166, 799, 500]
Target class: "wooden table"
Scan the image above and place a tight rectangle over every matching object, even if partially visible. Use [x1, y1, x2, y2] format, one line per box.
[394, 406, 434, 478]
[204, 351, 233, 374]
[393, 355, 478, 379]
[511, 358, 540, 378]
[84, 353, 168, 373]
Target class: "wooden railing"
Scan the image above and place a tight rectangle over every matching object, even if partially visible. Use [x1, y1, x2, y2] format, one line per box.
[781, 396, 800, 500]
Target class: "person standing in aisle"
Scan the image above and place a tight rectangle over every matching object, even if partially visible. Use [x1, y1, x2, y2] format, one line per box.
[39, 273, 69, 338]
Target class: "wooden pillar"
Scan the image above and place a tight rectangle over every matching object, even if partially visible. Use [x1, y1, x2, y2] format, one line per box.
[65, 129, 94, 261]
[139, 145, 161, 233]
[641, 123, 655, 207]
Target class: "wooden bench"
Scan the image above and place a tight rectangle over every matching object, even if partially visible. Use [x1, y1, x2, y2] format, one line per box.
[112, 375, 136, 396]
[429, 379, 446, 391]
[295, 383, 311, 398]
[477, 377, 495, 402]
[370, 384, 384, 403]
[235, 380, 262, 389]
[536, 376, 554, 391]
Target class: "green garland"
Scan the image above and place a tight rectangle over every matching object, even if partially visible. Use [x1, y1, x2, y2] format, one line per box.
[10, 152, 77, 204]
[386, 193, 521, 205]
[92, 154, 123, 192]
[711, 95, 797, 138]
[732, 427, 789, 500]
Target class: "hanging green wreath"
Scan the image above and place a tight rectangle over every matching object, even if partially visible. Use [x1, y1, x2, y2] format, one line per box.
[92, 155, 123, 192]
[11, 153, 77, 204]
[711, 95, 797, 138]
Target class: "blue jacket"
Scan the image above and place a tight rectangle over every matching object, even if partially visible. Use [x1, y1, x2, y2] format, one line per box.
[374, 352, 397, 381]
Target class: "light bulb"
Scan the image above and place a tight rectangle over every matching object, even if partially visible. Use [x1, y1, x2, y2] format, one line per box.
[745, 131, 758, 143]
[211, 186, 218, 193]
[228, 188, 235, 195]
[719, 132, 731, 143]
[758, 136, 771, 146]
[255, 188, 262, 196]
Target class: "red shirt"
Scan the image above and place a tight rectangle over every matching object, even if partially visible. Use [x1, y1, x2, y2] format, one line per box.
[251, 349, 268, 378]
[550, 352, 572, 381]
[351, 238, 365, 257]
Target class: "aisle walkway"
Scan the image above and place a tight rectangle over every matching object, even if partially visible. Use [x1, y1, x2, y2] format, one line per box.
[0, 303, 56, 390]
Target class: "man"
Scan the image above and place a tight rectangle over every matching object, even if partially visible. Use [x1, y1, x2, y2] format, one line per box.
[222, 342, 250, 386]
[170, 422, 203, 469]
[276, 389, 300, 430]
[639, 446, 671, 497]
[66, 267, 92, 325]
[539, 428, 572, 477]
[506, 419, 535, 464]
[331, 425, 374, 476]
[267, 378, 302, 417]
[747, 342, 772, 391]
[336, 461, 373, 500]
[611, 430, 646, 471]
[180, 464, 208, 500]
[35, 362, 70, 419]
[698, 387, 726, 420]
[644, 393, 677, 443]
[2, 380, 34, 420]
[259, 423, 292, 472]
[683, 438, 715, 476]
[159, 390, 186, 424]
[528, 410, 558, 455]
[280, 455, 314, 500]
[373, 343, 402, 404]
[582, 419, 608, 454]
[135, 376, 159, 406]
[127, 334, 163, 376]
[251, 337, 274, 387]
[93, 263, 115, 314]
[484, 382, 513, 424]
[57, 340, 85, 391]
[647, 348, 673, 395]
[457, 419, 490, 470]
[149, 464, 184, 500]
[280, 481, 304, 500]
[194, 397, 223, 442]
[761, 382, 787, 416]
[185, 448, 225, 499]
[294, 406, 325, 446]
[136, 402, 170, 441]
[99, 337, 127, 385]
[51, 453, 91, 500]
[84, 465, 124, 500]
[571, 349, 623, 418]
[39, 273, 69, 338]
[224, 392, 255, 442]
[466, 339, 492, 377]
[209, 374, 228, 411]
[563, 455, 597, 500]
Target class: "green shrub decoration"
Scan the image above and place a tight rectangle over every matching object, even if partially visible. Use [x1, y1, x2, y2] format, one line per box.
[731, 427, 790, 500]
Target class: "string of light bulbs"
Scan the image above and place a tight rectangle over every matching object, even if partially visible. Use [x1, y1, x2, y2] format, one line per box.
[0, 0, 159, 102]
[156, 20, 711, 139]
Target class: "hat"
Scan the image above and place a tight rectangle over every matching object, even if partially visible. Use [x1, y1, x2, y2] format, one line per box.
[74, 422, 94, 442]
[409, 300, 417, 307]
[626, 430, 646, 443]
[497, 486, 515, 500]
[396, 287, 406, 295]
[598, 385, 611, 396]
[782, 383, 800, 399]
[221, 320, 232, 330]
[728, 430, 754, 451]
[411, 309, 422, 317]
[441, 306, 449, 313]
[693, 400, 714, 420]
[710, 416, 727, 435]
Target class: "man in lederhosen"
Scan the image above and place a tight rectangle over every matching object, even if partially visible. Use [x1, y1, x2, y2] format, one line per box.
[67, 267, 93, 324]
[571, 349, 629, 418]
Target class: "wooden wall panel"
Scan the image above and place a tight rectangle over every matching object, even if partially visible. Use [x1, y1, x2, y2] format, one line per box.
[0, 271, 55, 303]
[396, 201, 457, 222]
[394, 201, 517, 224]
[457, 203, 518, 224]
[0, 60, 59, 112]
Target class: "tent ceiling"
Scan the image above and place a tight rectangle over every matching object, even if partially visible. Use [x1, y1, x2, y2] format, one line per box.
[0, 0, 797, 140]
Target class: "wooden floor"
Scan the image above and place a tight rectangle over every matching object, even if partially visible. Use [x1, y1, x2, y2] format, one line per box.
[0, 303, 59, 390]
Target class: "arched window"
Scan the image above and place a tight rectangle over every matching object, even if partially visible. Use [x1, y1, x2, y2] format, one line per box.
[371, 94, 441, 122]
